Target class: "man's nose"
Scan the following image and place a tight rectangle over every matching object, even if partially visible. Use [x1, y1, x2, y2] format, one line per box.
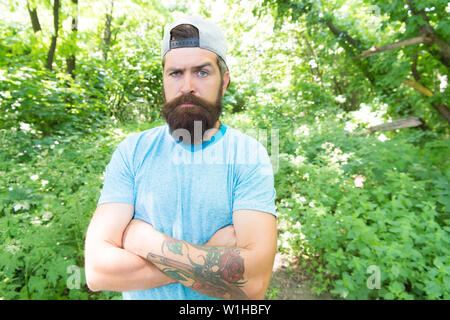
[180, 73, 195, 94]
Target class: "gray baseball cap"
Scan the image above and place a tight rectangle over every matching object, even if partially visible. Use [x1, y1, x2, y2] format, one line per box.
[161, 16, 227, 67]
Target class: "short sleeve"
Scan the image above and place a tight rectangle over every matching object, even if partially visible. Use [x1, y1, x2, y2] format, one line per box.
[97, 138, 136, 206]
[232, 143, 277, 217]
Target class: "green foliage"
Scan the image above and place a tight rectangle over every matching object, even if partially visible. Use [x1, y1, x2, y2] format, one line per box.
[1, 0, 449, 301]
[0, 122, 136, 299]
[0, 65, 108, 136]
[256, 0, 450, 130]
[272, 117, 449, 300]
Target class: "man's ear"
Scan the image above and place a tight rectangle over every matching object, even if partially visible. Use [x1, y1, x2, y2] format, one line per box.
[221, 71, 230, 96]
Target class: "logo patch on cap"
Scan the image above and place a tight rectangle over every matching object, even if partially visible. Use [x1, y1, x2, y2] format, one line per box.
[170, 38, 200, 49]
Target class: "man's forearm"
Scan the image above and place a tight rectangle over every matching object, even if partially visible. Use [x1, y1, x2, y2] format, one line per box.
[146, 238, 249, 299]
[84, 203, 176, 293]
[85, 242, 175, 292]
[123, 221, 268, 299]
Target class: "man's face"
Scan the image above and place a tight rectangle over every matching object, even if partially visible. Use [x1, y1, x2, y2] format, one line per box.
[161, 47, 229, 144]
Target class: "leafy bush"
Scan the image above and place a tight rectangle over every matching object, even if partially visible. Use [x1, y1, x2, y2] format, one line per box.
[0, 66, 110, 136]
[0, 22, 164, 137]
[274, 118, 450, 299]
[76, 41, 163, 123]
[0, 123, 129, 299]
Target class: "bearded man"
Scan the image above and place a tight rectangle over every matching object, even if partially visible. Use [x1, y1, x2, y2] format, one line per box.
[84, 16, 277, 300]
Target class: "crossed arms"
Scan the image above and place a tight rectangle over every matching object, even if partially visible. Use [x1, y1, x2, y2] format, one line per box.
[84, 203, 277, 299]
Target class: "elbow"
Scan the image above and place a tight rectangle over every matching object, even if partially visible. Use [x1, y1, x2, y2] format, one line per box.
[248, 288, 266, 300]
[85, 265, 103, 292]
[246, 278, 270, 300]
[84, 254, 109, 292]
[84, 245, 112, 292]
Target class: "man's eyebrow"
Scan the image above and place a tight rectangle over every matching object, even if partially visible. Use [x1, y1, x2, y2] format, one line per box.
[192, 62, 214, 70]
[166, 62, 214, 73]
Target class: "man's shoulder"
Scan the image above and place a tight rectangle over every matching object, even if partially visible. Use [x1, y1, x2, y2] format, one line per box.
[224, 125, 267, 151]
[223, 125, 272, 168]
[119, 124, 168, 147]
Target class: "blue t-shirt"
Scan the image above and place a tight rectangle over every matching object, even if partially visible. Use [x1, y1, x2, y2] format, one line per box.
[97, 123, 277, 300]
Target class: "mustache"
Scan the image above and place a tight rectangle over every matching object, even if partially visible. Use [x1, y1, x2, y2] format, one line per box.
[165, 93, 212, 110]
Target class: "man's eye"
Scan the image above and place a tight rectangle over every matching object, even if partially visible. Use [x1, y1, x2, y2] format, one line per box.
[197, 70, 208, 77]
[170, 71, 181, 77]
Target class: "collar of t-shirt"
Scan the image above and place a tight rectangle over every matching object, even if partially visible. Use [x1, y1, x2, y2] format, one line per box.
[167, 123, 227, 152]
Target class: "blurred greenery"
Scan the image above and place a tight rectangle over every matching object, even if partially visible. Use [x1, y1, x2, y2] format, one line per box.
[0, 0, 448, 300]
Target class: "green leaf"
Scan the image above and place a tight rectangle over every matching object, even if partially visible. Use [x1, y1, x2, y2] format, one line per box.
[166, 241, 183, 255]
[28, 276, 47, 296]
[389, 281, 405, 295]
[164, 270, 187, 282]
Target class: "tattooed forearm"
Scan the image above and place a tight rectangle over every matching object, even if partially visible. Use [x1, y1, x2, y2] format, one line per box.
[145, 239, 248, 299]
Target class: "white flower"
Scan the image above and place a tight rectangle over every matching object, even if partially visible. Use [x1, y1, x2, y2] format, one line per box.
[344, 121, 357, 133]
[42, 211, 53, 221]
[290, 155, 306, 166]
[30, 217, 41, 225]
[335, 95, 347, 103]
[377, 133, 388, 142]
[41, 180, 49, 187]
[321, 142, 335, 150]
[308, 59, 318, 68]
[13, 202, 30, 212]
[354, 175, 366, 188]
[19, 122, 31, 132]
[30, 174, 39, 181]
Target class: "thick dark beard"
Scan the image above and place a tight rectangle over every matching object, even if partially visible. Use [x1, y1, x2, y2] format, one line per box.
[161, 91, 223, 145]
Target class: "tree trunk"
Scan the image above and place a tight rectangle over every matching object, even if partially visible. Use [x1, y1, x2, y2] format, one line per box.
[354, 36, 429, 59]
[27, 1, 41, 32]
[324, 18, 362, 50]
[66, 0, 78, 78]
[45, 0, 60, 70]
[103, 0, 114, 61]
[353, 117, 424, 135]
[298, 31, 324, 85]
[403, 79, 450, 125]
[323, 17, 418, 116]
[406, 0, 450, 68]
[431, 103, 450, 124]
[324, 18, 377, 87]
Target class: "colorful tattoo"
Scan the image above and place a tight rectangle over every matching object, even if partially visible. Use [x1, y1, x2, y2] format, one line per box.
[146, 239, 248, 299]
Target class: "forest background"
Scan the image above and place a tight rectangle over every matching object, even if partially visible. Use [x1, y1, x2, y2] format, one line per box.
[0, 0, 448, 300]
